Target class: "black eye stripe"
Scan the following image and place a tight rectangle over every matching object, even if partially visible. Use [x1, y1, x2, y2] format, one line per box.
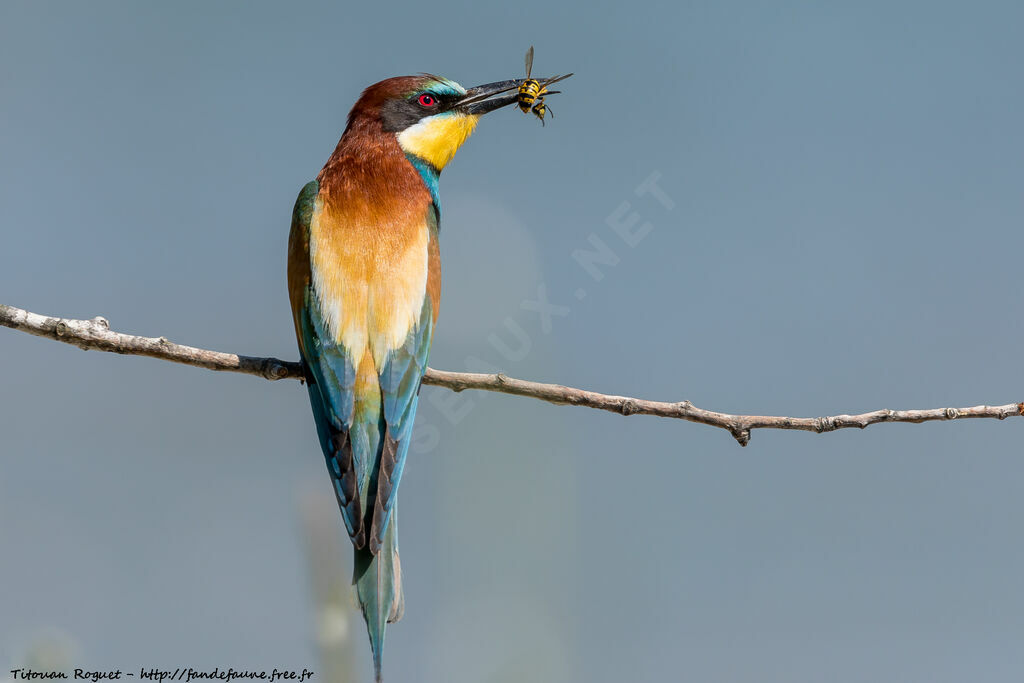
[413, 91, 459, 106]
[381, 91, 458, 132]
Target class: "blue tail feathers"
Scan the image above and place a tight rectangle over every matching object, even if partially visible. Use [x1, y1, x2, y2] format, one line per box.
[354, 501, 403, 682]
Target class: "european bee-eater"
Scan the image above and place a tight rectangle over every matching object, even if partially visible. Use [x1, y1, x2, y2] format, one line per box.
[287, 74, 524, 681]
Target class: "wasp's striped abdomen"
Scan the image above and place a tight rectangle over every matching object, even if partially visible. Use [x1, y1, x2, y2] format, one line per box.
[517, 79, 543, 112]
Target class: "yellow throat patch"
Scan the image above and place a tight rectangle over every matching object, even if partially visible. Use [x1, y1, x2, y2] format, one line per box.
[397, 113, 480, 170]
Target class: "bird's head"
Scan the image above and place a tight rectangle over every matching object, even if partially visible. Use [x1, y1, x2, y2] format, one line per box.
[346, 74, 520, 171]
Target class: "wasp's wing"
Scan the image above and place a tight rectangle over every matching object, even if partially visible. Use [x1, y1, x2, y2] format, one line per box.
[524, 46, 534, 79]
[539, 73, 573, 88]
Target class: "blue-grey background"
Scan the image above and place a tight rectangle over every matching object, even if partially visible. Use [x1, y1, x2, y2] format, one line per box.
[2, 1, 1023, 681]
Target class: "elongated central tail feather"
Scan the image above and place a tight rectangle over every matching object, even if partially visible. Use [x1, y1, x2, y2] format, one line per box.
[354, 503, 403, 682]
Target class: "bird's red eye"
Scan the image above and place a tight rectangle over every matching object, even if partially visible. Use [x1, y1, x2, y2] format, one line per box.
[418, 94, 437, 107]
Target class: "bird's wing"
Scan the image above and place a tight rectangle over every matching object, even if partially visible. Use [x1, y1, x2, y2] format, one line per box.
[288, 180, 366, 547]
[367, 207, 439, 554]
[370, 291, 434, 553]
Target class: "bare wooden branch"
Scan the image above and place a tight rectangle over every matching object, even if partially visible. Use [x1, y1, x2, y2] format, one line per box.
[3, 303, 1021, 446]
[1, 304, 301, 380]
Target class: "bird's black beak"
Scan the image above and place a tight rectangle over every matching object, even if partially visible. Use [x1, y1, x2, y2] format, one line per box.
[456, 80, 521, 115]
